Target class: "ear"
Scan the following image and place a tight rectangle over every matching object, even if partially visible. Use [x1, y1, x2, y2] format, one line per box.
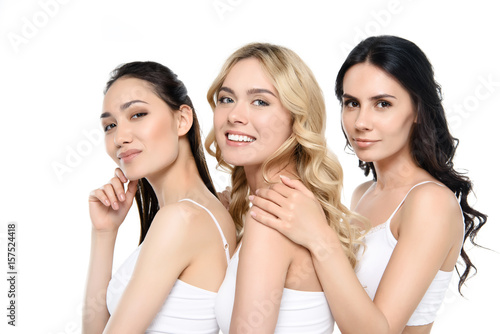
[177, 104, 193, 136]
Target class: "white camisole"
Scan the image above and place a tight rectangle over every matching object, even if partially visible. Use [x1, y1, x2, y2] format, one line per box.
[106, 198, 230, 334]
[355, 181, 463, 326]
[215, 245, 334, 333]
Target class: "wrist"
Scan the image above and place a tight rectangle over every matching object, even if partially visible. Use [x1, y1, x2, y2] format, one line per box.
[91, 228, 118, 241]
[308, 225, 343, 261]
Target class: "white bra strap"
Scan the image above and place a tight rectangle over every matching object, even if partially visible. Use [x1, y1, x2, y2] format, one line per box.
[387, 181, 446, 222]
[178, 198, 230, 264]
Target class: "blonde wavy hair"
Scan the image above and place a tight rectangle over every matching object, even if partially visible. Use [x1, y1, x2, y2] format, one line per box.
[205, 42, 364, 268]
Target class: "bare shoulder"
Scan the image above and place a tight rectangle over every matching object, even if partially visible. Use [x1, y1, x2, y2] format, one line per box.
[243, 212, 297, 258]
[145, 201, 213, 245]
[405, 182, 461, 216]
[350, 180, 375, 210]
[400, 182, 463, 237]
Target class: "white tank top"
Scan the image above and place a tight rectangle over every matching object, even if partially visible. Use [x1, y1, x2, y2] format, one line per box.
[355, 181, 463, 326]
[215, 245, 335, 333]
[106, 198, 230, 333]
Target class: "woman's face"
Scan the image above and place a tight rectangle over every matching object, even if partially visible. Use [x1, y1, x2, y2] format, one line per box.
[214, 57, 292, 168]
[101, 77, 181, 181]
[341, 62, 416, 165]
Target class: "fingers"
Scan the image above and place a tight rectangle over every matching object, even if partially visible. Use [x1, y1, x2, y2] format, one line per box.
[100, 182, 121, 210]
[89, 188, 112, 207]
[125, 179, 138, 202]
[279, 175, 315, 199]
[266, 182, 294, 198]
[249, 193, 283, 218]
[249, 206, 285, 234]
[253, 187, 286, 208]
[115, 168, 128, 183]
[89, 171, 133, 210]
[255, 177, 314, 200]
[109, 176, 127, 202]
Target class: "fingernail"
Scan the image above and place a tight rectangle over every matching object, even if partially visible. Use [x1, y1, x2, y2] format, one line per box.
[104, 199, 110, 206]
[255, 189, 260, 195]
[250, 210, 256, 218]
[279, 175, 290, 181]
[113, 202, 119, 210]
[249, 195, 254, 201]
[119, 194, 126, 201]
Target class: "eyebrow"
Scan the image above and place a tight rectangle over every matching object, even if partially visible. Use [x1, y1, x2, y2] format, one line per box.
[100, 99, 148, 118]
[342, 93, 397, 100]
[219, 86, 277, 97]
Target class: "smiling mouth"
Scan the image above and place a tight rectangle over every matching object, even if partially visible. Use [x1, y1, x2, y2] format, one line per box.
[227, 134, 256, 142]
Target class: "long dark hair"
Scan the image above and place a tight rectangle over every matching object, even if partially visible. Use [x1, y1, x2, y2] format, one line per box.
[335, 35, 487, 293]
[105, 61, 217, 244]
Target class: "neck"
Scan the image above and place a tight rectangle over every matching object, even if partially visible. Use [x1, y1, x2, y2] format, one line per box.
[372, 148, 424, 190]
[147, 139, 210, 207]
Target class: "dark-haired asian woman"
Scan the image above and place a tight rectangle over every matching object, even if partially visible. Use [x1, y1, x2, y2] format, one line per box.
[249, 36, 487, 334]
[82, 62, 236, 334]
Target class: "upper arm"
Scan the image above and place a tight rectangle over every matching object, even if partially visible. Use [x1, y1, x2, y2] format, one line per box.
[103, 204, 196, 334]
[230, 214, 295, 333]
[350, 181, 374, 210]
[373, 184, 462, 332]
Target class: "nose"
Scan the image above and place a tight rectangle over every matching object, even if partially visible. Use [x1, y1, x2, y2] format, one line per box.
[114, 123, 133, 147]
[354, 106, 372, 131]
[227, 102, 248, 125]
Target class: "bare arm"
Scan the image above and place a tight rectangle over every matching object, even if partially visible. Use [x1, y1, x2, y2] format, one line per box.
[82, 169, 138, 334]
[103, 202, 202, 333]
[230, 214, 294, 333]
[250, 178, 462, 333]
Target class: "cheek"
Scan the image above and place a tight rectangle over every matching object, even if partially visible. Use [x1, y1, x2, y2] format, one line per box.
[214, 110, 225, 128]
[105, 136, 118, 163]
[213, 112, 227, 141]
[147, 114, 178, 141]
[262, 113, 291, 140]
[383, 115, 412, 138]
[341, 112, 353, 133]
[149, 124, 167, 141]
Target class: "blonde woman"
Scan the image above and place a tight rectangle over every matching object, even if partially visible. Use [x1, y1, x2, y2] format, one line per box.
[204, 43, 363, 333]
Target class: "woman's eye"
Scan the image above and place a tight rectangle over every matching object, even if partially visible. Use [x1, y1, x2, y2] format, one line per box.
[344, 100, 359, 108]
[218, 96, 234, 104]
[376, 101, 391, 108]
[252, 99, 269, 107]
[104, 123, 116, 132]
[132, 112, 147, 119]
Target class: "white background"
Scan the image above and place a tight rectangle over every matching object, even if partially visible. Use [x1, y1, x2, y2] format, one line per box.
[1, 0, 498, 333]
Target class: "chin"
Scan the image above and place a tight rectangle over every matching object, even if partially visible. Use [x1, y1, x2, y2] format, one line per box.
[354, 154, 375, 164]
[120, 168, 144, 182]
[221, 153, 257, 168]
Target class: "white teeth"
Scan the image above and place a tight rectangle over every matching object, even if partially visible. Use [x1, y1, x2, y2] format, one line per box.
[228, 134, 255, 142]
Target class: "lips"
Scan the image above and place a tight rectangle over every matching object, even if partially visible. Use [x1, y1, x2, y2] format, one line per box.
[354, 138, 378, 142]
[117, 149, 142, 162]
[353, 138, 379, 148]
